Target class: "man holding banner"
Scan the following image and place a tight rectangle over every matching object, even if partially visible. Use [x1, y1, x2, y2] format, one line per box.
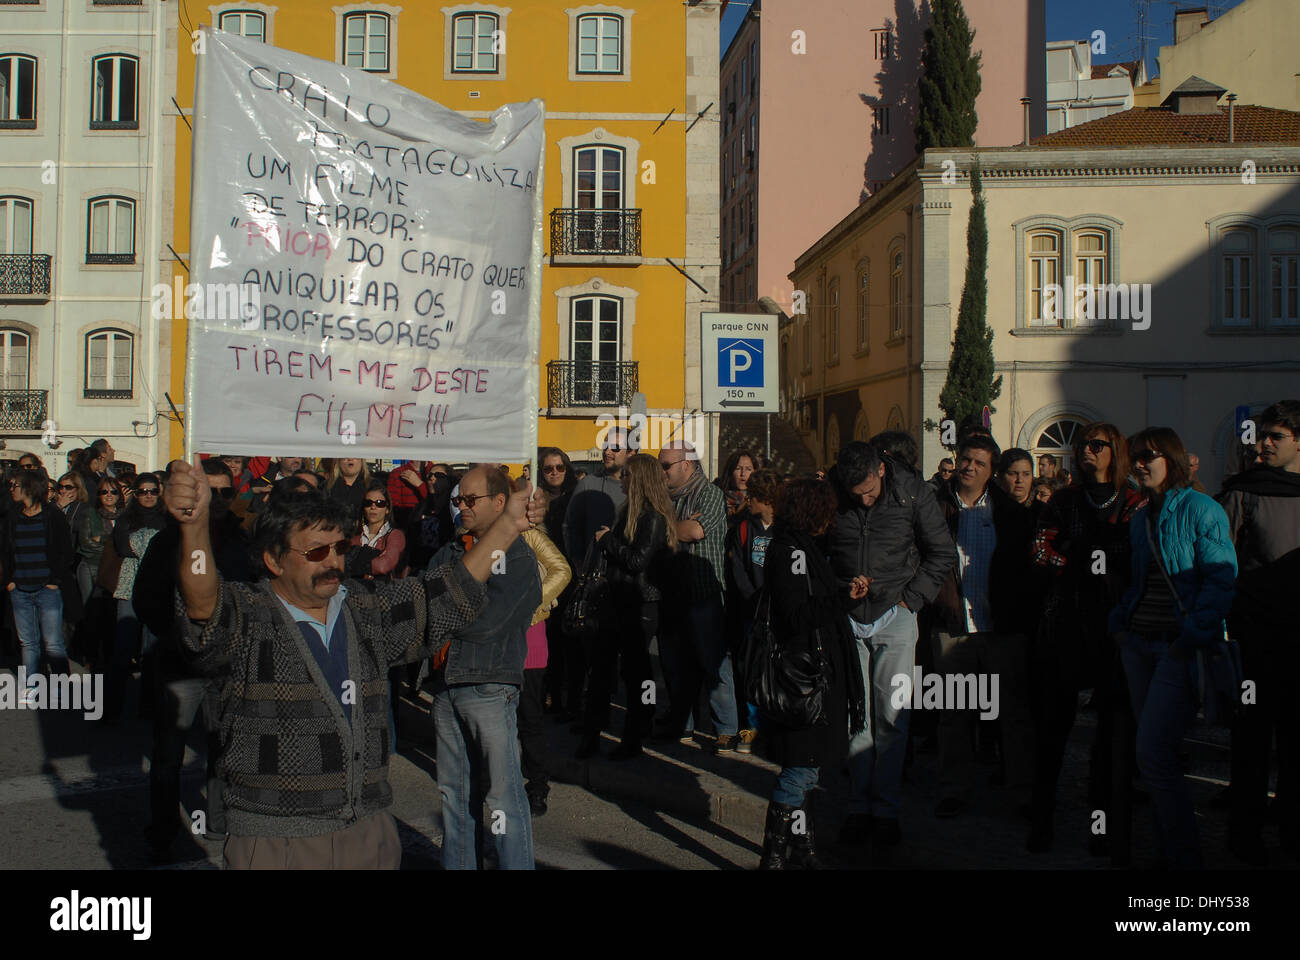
[164, 457, 539, 868]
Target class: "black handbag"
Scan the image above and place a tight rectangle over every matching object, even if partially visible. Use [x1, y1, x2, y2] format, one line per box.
[744, 571, 831, 728]
[563, 538, 611, 640]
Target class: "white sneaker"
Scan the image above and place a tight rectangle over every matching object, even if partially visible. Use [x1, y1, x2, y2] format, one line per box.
[19, 686, 38, 707]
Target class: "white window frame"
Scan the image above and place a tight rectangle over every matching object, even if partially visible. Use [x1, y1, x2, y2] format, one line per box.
[1014, 215, 1123, 331]
[0, 328, 31, 393]
[1268, 226, 1300, 327]
[210, 4, 277, 45]
[566, 5, 633, 83]
[0, 54, 37, 126]
[0, 196, 34, 255]
[1027, 230, 1061, 326]
[84, 328, 134, 398]
[447, 9, 502, 76]
[333, 5, 401, 77]
[87, 195, 135, 263]
[90, 53, 138, 128]
[217, 10, 267, 42]
[552, 277, 638, 411]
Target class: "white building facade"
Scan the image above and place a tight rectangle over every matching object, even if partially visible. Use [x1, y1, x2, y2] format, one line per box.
[0, 0, 171, 475]
[1046, 40, 1144, 134]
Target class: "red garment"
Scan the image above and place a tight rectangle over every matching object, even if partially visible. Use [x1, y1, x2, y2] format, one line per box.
[524, 622, 548, 670]
[387, 463, 428, 512]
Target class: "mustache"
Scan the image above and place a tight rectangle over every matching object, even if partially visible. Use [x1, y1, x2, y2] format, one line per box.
[312, 571, 341, 586]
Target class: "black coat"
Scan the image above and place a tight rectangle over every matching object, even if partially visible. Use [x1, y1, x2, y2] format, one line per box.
[599, 506, 669, 604]
[761, 525, 865, 770]
[933, 479, 1038, 636]
[827, 456, 956, 624]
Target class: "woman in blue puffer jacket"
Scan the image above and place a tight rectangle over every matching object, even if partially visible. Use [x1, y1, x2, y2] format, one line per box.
[1108, 427, 1237, 869]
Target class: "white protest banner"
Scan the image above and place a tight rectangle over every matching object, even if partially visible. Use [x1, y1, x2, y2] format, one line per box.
[185, 27, 544, 462]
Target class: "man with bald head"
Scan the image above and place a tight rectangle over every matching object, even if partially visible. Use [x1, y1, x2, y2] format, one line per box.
[426, 465, 542, 869]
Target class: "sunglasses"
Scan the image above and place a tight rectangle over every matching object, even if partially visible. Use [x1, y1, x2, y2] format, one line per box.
[293, 538, 349, 562]
[19, 463, 37, 470]
[136, 487, 160, 496]
[1084, 439, 1112, 453]
[98, 489, 118, 497]
[1132, 449, 1165, 465]
[363, 498, 389, 508]
[660, 459, 684, 472]
[451, 493, 491, 508]
[58, 484, 77, 491]
[542, 465, 566, 474]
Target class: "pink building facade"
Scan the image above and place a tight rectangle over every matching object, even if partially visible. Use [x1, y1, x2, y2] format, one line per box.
[720, 0, 1045, 318]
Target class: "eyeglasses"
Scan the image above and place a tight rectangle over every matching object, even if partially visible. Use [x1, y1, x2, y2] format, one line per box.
[19, 463, 37, 470]
[451, 493, 492, 508]
[98, 489, 118, 497]
[363, 498, 389, 508]
[1084, 439, 1112, 453]
[293, 539, 350, 562]
[660, 459, 684, 472]
[542, 465, 565, 474]
[1132, 449, 1165, 465]
[136, 487, 160, 496]
[604, 445, 625, 452]
[58, 484, 77, 492]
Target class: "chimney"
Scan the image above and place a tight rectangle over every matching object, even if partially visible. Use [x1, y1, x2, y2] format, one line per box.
[1174, 8, 1210, 45]
[1021, 97, 1031, 145]
[1227, 93, 1236, 142]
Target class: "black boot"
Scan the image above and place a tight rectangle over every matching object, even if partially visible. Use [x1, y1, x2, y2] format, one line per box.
[788, 803, 822, 870]
[759, 801, 796, 870]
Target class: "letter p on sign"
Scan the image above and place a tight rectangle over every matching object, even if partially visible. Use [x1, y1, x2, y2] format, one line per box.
[719, 338, 763, 388]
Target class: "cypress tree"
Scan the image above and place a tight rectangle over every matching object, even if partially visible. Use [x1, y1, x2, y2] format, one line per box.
[916, 0, 982, 152]
[938, 164, 1001, 434]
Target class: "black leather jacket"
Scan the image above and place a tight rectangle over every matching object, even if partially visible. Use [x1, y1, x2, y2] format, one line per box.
[600, 506, 669, 603]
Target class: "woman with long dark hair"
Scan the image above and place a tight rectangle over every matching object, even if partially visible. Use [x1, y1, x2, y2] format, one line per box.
[716, 449, 762, 519]
[105, 472, 169, 722]
[1028, 422, 1145, 855]
[1109, 427, 1237, 869]
[577, 453, 677, 760]
[759, 477, 868, 869]
[536, 446, 579, 717]
[348, 479, 406, 580]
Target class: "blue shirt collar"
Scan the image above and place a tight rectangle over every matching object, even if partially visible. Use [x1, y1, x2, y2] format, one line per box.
[274, 583, 349, 650]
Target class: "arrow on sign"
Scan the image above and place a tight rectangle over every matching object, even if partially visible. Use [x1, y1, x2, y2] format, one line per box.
[719, 399, 766, 408]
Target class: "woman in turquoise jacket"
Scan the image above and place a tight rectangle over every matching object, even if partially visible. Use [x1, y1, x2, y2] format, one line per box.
[1109, 427, 1237, 869]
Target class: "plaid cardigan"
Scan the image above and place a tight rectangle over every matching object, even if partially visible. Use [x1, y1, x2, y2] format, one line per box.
[174, 562, 486, 838]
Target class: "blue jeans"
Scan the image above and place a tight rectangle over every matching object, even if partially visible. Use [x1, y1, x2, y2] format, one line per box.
[1119, 631, 1203, 869]
[12, 587, 67, 680]
[773, 765, 819, 807]
[433, 681, 534, 870]
[846, 606, 917, 818]
[659, 594, 738, 738]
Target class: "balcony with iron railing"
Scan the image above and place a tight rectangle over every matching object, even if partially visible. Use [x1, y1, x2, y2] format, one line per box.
[0, 255, 52, 301]
[546, 360, 638, 411]
[0, 390, 48, 431]
[549, 208, 642, 264]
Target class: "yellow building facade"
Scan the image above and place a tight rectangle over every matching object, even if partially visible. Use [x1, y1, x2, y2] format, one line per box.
[165, 1, 721, 464]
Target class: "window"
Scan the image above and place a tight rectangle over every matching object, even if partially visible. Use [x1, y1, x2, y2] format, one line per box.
[218, 11, 266, 41]
[749, 40, 757, 92]
[90, 54, 138, 129]
[872, 106, 891, 136]
[889, 250, 904, 338]
[0, 55, 36, 127]
[1221, 229, 1253, 326]
[87, 196, 135, 263]
[1027, 231, 1061, 325]
[573, 145, 625, 253]
[84, 329, 133, 398]
[1074, 231, 1107, 324]
[576, 14, 623, 75]
[856, 267, 869, 349]
[343, 12, 389, 72]
[0, 330, 30, 392]
[452, 12, 499, 73]
[1269, 227, 1299, 326]
[722, 151, 728, 199]
[747, 194, 754, 244]
[570, 295, 621, 403]
[1033, 418, 1085, 474]
[749, 114, 756, 156]
[827, 280, 840, 364]
[801, 316, 811, 373]
[873, 28, 892, 60]
[0, 197, 33, 254]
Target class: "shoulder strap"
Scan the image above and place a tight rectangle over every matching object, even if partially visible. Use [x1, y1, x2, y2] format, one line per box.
[1144, 510, 1188, 618]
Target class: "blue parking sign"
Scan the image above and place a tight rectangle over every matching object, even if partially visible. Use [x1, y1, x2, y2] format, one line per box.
[719, 338, 763, 387]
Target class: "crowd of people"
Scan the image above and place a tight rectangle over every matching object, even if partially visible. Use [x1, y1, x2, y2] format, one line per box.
[0, 399, 1295, 871]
